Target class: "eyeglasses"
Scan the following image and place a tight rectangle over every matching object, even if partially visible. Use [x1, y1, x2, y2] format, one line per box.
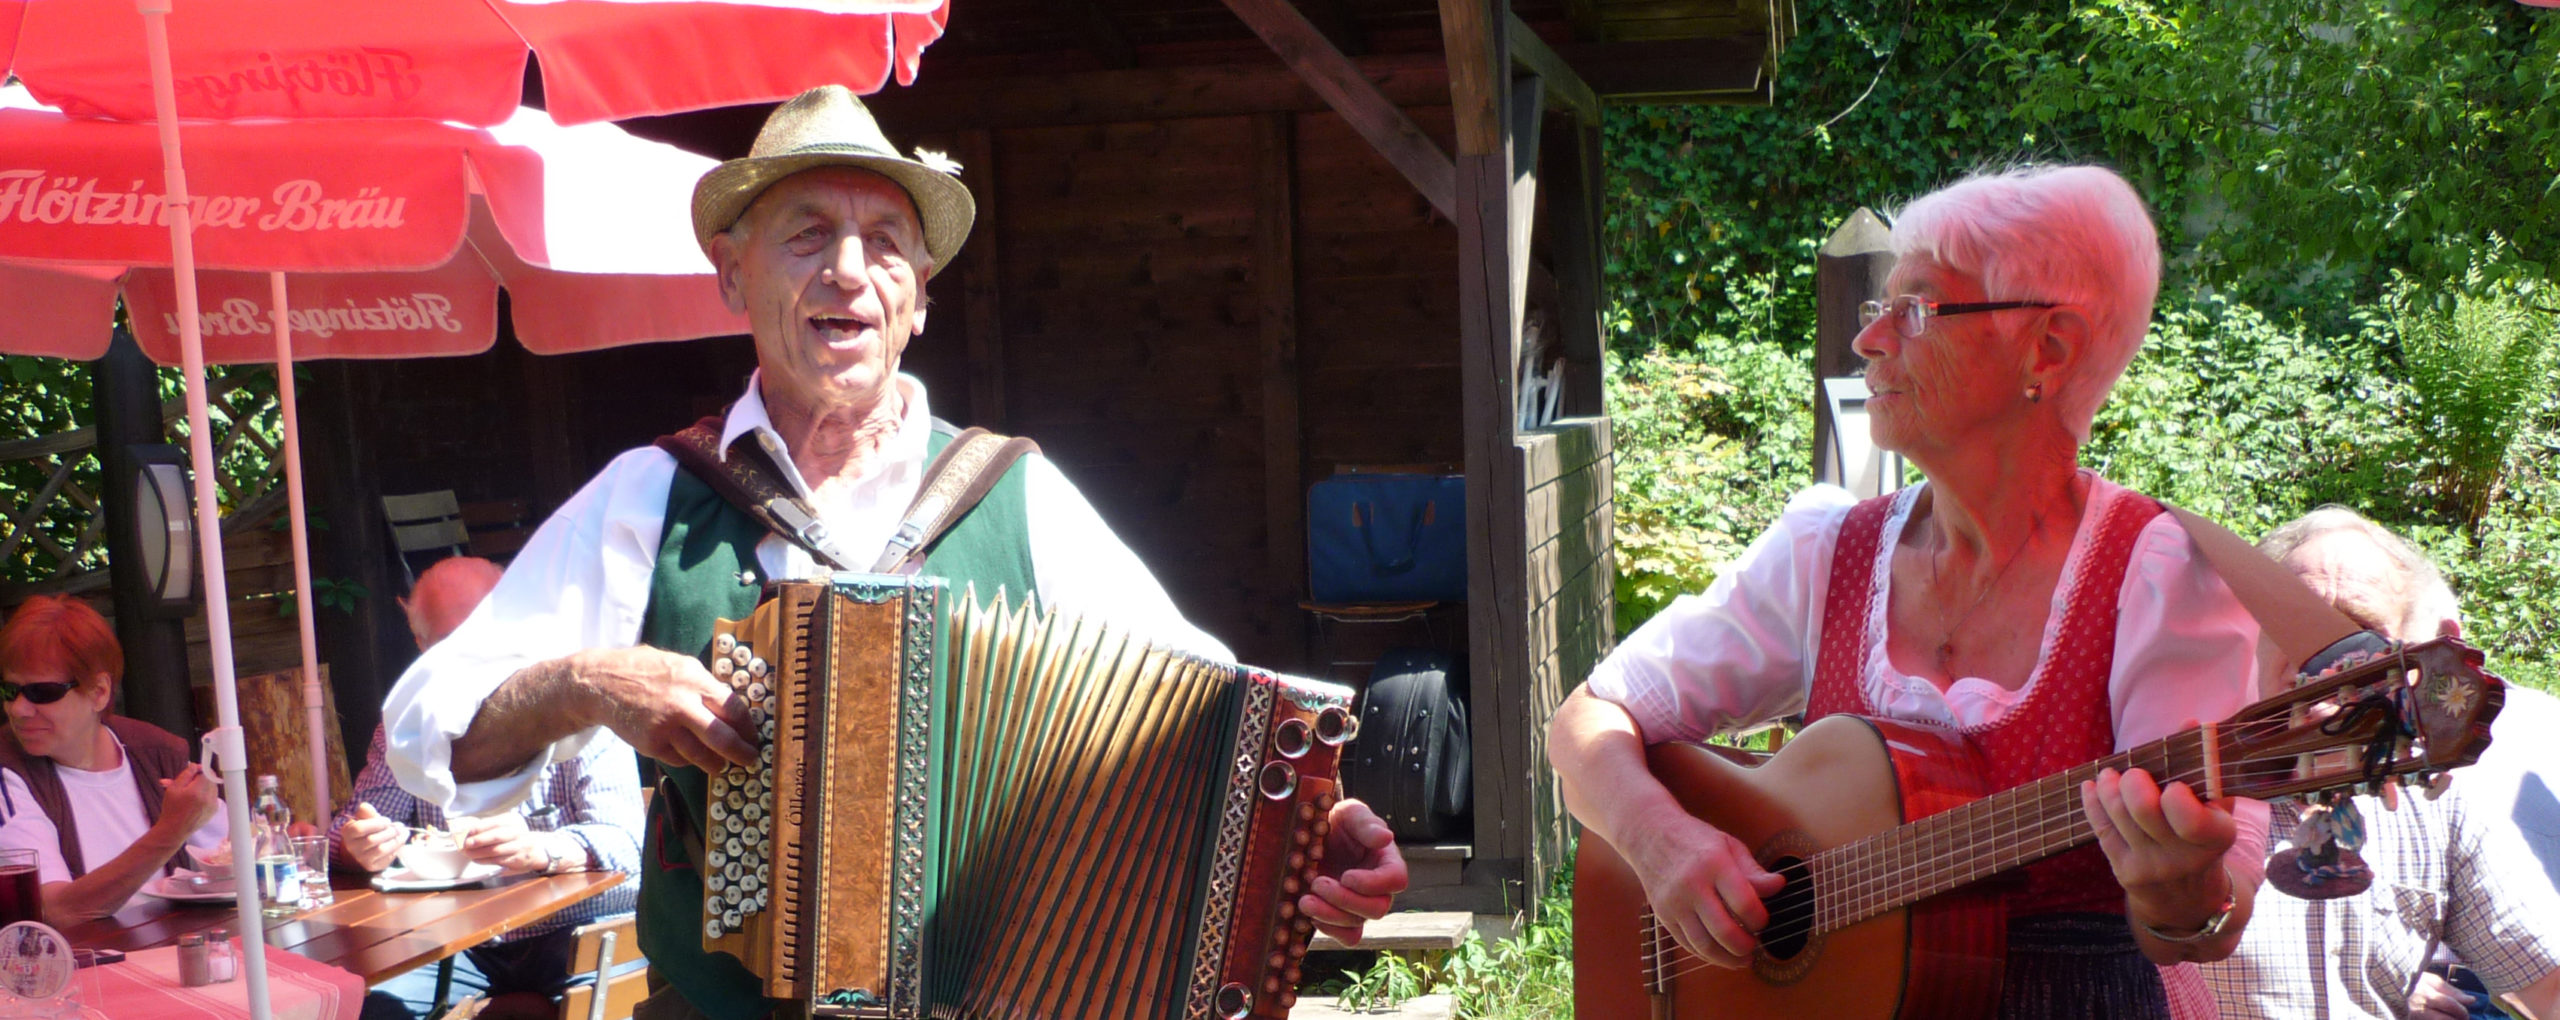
[1858, 295, 2057, 338]
[0, 681, 76, 705]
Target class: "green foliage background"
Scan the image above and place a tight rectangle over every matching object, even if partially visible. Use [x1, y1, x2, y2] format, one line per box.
[1605, 0, 2560, 696]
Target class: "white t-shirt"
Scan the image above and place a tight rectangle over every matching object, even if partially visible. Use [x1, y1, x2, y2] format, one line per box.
[0, 733, 229, 884]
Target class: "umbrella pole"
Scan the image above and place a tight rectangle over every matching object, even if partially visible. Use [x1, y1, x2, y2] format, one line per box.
[139, 5, 278, 1020]
[268, 271, 332, 835]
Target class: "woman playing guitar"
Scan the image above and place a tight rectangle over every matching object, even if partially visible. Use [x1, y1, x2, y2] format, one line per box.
[1551, 165, 2270, 1019]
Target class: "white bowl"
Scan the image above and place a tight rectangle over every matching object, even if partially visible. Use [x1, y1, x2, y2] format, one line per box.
[395, 839, 472, 881]
[187, 844, 235, 882]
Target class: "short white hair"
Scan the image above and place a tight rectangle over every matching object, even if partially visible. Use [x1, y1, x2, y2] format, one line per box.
[2258, 505, 2461, 640]
[1890, 164, 2160, 443]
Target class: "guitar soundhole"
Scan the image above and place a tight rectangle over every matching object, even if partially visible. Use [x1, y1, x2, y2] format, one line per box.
[1760, 855, 1816, 962]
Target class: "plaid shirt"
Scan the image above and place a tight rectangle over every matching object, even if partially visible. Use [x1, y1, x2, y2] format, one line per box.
[328, 725, 642, 941]
[2201, 785, 2560, 1019]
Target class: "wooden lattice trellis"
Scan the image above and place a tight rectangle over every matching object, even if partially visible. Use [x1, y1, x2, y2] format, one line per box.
[0, 371, 280, 603]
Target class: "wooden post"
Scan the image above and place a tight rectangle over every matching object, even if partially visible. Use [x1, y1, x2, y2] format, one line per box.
[94, 325, 194, 738]
[1812, 209, 1893, 487]
[1444, 0, 1540, 915]
[1254, 113, 1307, 671]
[301, 361, 403, 758]
[954, 128, 1007, 431]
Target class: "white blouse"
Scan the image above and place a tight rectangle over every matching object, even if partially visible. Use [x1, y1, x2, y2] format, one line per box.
[1585, 478, 2270, 872]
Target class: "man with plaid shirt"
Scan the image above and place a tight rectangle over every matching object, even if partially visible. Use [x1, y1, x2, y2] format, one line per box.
[342, 557, 643, 1020]
[2199, 509, 2560, 1020]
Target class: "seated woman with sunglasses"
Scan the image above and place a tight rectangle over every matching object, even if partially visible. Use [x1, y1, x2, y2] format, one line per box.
[1549, 165, 2272, 1018]
[0, 595, 225, 925]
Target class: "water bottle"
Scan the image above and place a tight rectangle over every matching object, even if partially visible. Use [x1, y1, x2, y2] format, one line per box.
[251, 774, 302, 917]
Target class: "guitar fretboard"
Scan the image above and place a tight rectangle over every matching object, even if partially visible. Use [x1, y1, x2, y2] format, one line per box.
[1806, 729, 2211, 936]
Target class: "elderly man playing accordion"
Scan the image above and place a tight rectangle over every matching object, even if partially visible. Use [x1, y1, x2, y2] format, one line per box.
[381, 85, 1407, 1020]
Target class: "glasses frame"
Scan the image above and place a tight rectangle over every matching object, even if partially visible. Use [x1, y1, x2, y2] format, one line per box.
[1858, 295, 2058, 338]
[0, 680, 77, 705]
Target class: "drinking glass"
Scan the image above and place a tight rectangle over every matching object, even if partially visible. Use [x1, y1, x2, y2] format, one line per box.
[0, 850, 38, 928]
[292, 836, 333, 908]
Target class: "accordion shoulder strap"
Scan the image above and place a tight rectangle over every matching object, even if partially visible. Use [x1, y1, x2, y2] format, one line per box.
[874, 425, 1041, 574]
[652, 415, 1038, 575]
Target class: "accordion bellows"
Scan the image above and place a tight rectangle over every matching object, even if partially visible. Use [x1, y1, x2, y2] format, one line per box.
[700, 575, 1356, 1019]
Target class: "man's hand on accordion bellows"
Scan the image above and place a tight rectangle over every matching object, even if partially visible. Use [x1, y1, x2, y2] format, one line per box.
[1299, 798, 1407, 945]
[570, 646, 760, 774]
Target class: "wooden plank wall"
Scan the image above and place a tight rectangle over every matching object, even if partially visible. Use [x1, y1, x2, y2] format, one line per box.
[1516, 416, 1613, 895]
[908, 99, 1465, 669]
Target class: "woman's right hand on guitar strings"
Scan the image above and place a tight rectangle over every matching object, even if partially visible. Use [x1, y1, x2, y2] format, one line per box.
[1627, 810, 1789, 968]
[1548, 689, 1786, 969]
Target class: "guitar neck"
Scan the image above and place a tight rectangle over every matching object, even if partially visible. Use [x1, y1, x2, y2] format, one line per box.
[1809, 727, 2217, 935]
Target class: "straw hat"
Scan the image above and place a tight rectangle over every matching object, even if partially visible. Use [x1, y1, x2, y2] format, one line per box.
[690, 85, 974, 274]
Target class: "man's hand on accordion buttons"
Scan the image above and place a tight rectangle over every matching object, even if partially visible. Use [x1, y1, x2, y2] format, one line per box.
[1299, 798, 1407, 946]
[571, 646, 759, 773]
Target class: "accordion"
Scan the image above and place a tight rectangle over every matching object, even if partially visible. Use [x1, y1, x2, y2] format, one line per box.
[698, 574, 1357, 1020]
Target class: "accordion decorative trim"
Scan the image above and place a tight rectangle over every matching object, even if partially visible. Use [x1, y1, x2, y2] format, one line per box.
[888, 578, 938, 1012]
[1184, 675, 1277, 1020]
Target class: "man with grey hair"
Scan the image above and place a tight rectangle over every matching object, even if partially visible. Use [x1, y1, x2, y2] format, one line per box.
[2200, 506, 2560, 1020]
[378, 86, 1406, 1020]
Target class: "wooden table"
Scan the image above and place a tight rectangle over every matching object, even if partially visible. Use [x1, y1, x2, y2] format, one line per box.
[64, 871, 629, 985]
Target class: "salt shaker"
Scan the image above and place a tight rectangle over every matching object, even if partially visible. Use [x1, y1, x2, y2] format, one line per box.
[207, 928, 238, 982]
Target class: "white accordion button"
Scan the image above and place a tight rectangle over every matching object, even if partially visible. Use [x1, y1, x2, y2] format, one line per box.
[706, 918, 724, 940]
[713, 657, 734, 680]
[712, 633, 735, 658]
[748, 658, 770, 680]
[729, 645, 753, 668]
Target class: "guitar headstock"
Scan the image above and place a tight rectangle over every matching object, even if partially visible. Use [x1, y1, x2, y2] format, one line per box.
[2213, 637, 2504, 803]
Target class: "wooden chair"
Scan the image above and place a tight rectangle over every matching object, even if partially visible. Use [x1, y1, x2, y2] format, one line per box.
[382, 490, 470, 587]
[559, 915, 648, 1020]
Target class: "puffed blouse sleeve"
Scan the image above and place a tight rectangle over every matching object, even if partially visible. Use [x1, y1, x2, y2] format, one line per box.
[1581, 486, 1858, 744]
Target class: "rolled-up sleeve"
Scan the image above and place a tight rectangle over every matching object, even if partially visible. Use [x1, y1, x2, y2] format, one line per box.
[382, 447, 677, 818]
[1023, 455, 1233, 662]
[2107, 511, 2273, 889]
[1582, 486, 1855, 744]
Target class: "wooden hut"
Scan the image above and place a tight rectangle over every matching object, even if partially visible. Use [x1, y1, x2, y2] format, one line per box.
[268, 0, 1798, 914]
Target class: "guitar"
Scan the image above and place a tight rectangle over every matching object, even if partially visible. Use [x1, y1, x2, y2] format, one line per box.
[1573, 637, 2504, 1020]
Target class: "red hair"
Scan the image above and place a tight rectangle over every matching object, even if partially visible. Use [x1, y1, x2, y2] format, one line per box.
[0, 595, 124, 690]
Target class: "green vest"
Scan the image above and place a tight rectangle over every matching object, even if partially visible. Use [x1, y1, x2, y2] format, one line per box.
[635, 425, 1035, 1020]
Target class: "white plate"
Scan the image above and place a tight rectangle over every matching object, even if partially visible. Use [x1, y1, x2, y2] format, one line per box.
[137, 872, 240, 904]
[370, 862, 503, 892]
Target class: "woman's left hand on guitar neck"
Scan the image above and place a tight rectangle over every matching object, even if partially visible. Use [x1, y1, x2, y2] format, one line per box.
[2080, 764, 2255, 964]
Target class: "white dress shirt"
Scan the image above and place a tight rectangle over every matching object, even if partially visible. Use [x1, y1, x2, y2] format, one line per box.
[1585, 478, 2271, 879]
[385, 373, 1230, 817]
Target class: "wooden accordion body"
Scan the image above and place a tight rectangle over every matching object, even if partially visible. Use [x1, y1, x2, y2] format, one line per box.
[700, 575, 1356, 1020]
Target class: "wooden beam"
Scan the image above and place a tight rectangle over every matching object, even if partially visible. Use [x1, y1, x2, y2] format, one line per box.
[1504, 14, 1597, 123]
[954, 128, 1007, 431]
[1253, 114, 1306, 667]
[867, 55, 1453, 134]
[1218, 0, 1457, 220]
[1556, 35, 1771, 104]
[1438, 0, 1503, 156]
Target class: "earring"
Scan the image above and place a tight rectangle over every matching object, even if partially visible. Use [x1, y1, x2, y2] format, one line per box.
[2025, 383, 2044, 404]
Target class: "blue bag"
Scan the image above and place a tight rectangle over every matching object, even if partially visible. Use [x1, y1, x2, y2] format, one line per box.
[1306, 473, 1468, 604]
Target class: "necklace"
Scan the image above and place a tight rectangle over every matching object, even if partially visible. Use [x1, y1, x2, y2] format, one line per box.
[1929, 508, 2048, 673]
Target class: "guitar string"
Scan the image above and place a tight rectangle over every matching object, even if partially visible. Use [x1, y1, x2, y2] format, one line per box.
[1635, 722, 2387, 980]
[1644, 732, 2324, 967]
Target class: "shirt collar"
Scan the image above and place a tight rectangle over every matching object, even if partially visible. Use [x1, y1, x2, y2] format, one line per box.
[718, 370, 935, 497]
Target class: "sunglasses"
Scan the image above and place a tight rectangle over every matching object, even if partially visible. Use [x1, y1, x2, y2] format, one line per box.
[0, 681, 77, 705]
